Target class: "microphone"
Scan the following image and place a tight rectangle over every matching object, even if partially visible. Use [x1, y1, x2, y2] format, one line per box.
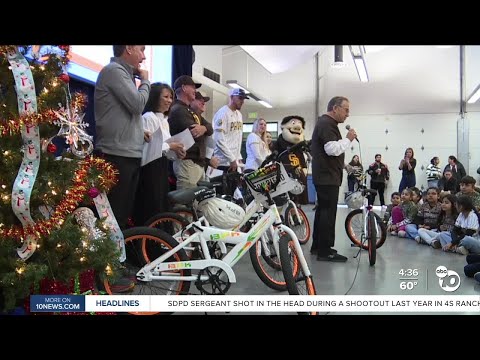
[345, 125, 359, 143]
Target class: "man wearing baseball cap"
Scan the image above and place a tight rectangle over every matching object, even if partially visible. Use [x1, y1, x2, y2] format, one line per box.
[168, 75, 213, 189]
[212, 88, 249, 181]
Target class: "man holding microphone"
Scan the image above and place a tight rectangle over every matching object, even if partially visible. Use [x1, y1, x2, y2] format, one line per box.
[310, 96, 357, 262]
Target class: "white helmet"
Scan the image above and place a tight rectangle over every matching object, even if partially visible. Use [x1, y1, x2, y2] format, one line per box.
[195, 197, 245, 229]
[345, 191, 363, 209]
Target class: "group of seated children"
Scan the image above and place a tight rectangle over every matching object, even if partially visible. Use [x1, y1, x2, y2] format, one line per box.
[383, 176, 480, 283]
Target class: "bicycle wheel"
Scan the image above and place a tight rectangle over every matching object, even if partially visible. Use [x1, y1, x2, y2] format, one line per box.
[174, 208, 195, 224]
[367, 212, 377, 266]
[146, 212, 190, 236]
[284, 204, 311, 245]
[103, 226, 191, 315]
[278, 233, 317, 315]
[345, 209, 387, 250]
[249, 232, 288, 291]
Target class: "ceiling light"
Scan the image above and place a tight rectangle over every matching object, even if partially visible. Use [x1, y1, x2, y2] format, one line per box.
[349, 45, 369, 82]
[226, 80, 250, 93]
[225, 80, 273, 108]
[467, 84, 480, 104]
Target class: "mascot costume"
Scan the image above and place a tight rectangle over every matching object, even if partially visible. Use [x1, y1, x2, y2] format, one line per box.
[271, 115, 309, 205]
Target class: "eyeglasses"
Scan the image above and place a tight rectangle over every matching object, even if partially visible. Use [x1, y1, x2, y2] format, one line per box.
[336, 105, 350, 113]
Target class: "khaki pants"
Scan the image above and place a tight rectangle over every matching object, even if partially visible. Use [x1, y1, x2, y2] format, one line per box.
[173, 159, 205, 189]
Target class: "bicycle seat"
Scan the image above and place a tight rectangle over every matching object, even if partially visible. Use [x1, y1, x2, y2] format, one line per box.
[362, 189, 378, 197]
[197, 181, 222, 189]
[168, 186, 208, 205]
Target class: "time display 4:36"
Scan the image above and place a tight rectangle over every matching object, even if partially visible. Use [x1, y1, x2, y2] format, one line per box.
[399, 269, 418, 277]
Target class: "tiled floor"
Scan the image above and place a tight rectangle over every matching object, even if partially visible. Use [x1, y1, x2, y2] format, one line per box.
[178, 205, 480, 315]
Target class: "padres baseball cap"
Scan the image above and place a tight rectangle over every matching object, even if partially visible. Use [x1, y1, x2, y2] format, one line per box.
[229, 88, 249, 99]
[195, 91, 210, 102]
[173, 75, 201, 90]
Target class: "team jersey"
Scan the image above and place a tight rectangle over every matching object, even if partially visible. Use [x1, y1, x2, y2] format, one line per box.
[212, 105, 243, 166]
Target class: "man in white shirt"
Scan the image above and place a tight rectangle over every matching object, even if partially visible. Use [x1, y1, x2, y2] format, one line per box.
[212, 88, 248, 194]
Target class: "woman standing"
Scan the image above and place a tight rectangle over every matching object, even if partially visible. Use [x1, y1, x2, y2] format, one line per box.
[347, 155, 363, 192]
[245, 118, 271, 171]
[133, 83, 185, 226]
[265, 131, 273, 152]
[398, 147, 416, 193]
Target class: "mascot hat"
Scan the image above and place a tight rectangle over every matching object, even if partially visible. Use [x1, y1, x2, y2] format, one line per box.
[281, 115, 305, 129]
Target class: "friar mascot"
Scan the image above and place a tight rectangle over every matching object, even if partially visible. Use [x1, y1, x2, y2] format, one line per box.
[271, 115, 309, 205]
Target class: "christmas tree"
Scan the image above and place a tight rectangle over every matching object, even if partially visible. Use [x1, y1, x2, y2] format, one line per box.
[0, 45, 121, 312]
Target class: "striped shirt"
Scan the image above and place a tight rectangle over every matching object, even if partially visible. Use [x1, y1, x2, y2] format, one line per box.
[426, 164, 442, 181]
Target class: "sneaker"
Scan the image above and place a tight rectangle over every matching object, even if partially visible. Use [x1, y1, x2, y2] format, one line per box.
[316, 253, 348, 262]
[390, 231, 397, 236]
[415, 236, 421, 244]
[431, 240, 441, 249]
[398, 230, 406, 238]
[456, 246, 469, 255]
[474, 272, 480, 283]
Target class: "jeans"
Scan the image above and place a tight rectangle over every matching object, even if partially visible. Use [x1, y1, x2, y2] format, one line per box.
[459, 236, 480, 254]
[405, 224, 418, 239]
[437, 231, 452, 247]
[417, 228, 440, 245]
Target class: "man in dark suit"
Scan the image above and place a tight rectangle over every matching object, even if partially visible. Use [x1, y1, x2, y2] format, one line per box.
[310, 96, 357, 262]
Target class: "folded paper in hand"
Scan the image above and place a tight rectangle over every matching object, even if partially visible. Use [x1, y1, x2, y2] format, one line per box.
[142, 128, 195, 166]
[206, 166, 223, 179]
[165, 128, 195, 160]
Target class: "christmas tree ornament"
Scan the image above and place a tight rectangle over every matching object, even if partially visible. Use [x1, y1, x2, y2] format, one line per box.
[53, 97, 93, 159]
[87, 187, 100, 199]
[58, 73, 70, 83]
[73, 207, 106, 241]
[47, 142, 57, 154]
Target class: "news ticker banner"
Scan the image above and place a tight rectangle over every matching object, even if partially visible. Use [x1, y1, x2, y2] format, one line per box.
[30, 295, 480, 313]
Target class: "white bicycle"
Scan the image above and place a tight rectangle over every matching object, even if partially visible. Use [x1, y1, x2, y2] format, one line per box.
[113, 161, 317, 315]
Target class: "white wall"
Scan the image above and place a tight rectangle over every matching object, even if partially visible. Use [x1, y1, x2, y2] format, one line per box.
[341, 113, 457, 203]
[193, 46, 224, 76]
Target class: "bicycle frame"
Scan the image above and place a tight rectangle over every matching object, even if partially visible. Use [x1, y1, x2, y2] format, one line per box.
[283, 195, 303, 225]
[358, 173, 381, 246]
